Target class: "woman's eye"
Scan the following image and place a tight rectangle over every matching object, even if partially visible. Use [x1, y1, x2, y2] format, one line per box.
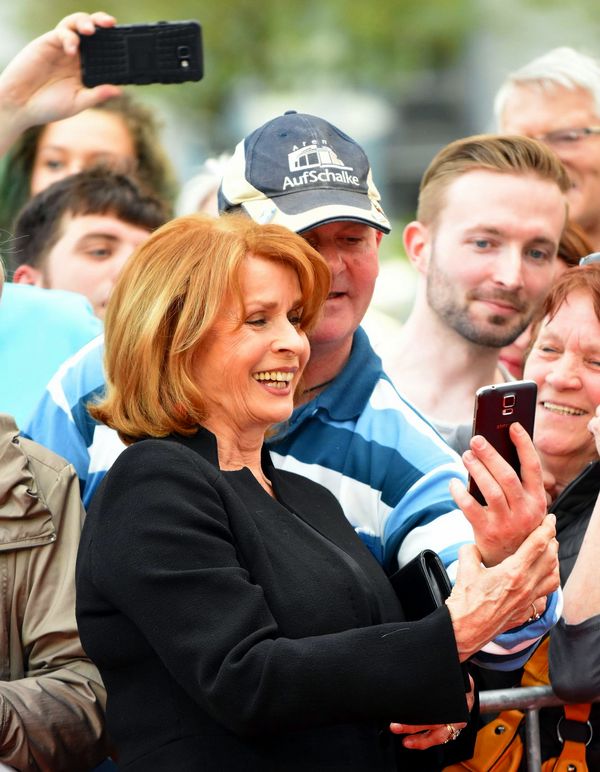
[44, 160, 64, 170]
[246, 318, 266, 327]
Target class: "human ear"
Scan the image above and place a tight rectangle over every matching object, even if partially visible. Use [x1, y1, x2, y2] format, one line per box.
[403, 221, 431, 275]
[12, 264, 44, 286]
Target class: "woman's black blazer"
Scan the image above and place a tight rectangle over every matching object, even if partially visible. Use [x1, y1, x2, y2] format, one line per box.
[76, 426, 470, 771]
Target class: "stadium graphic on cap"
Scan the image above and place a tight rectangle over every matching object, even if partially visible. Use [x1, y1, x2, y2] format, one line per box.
[218, 111, 391, 234]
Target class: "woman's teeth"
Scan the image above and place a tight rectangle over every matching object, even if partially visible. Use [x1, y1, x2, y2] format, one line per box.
[253, 371, 294, 389]
[542, 401, 586, 416]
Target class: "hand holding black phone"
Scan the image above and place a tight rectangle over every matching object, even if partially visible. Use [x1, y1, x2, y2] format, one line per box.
[467, 380, 537, 506]
[79, 21, 203, 87]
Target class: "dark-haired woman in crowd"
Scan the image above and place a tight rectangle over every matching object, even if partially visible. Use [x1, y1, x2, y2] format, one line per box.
[0, 11, 176, 239]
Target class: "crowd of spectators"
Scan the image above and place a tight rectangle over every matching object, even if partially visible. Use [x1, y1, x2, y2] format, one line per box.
[0, 9, 599, 771]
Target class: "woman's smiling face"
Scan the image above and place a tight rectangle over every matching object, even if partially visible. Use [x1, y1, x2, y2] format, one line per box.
[524, 290, 600, 473]
[193, 254, 310, 437]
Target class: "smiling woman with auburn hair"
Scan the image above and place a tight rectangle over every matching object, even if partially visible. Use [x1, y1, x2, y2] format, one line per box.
[90, 213, 331, 443]
[76, 211, 558, 772]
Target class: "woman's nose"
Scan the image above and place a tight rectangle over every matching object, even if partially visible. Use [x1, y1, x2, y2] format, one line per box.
[68, 159, 85, 175]
[273, 320, 305, 354]
[545, 357, 581, 390]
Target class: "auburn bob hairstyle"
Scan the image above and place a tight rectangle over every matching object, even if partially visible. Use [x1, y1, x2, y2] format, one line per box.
[90, 213, 331, 444]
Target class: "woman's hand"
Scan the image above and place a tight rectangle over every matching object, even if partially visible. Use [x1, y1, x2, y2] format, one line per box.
[452, 422, 548, 566]
[0, 11, 121, 152]
[389, 675, 475, 749]
[446, 514, 559, 661]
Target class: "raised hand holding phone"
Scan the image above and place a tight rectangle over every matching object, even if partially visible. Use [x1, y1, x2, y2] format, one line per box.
[450, 381, 549, 567]
[79, 21, 203, 87]
[467, 380, 537, 505]
[0, 12, 121, 153]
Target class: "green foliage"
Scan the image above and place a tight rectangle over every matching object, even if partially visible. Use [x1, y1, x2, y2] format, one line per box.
[15, 0, 478, 148]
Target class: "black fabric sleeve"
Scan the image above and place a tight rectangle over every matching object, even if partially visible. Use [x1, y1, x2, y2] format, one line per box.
[549, 615, 600, 702]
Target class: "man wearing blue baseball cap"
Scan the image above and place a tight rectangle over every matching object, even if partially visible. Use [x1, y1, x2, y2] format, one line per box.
[219, 111, 391, 420]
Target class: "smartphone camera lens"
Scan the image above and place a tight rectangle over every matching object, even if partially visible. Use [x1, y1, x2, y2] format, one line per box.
[177, 45, 191, 68]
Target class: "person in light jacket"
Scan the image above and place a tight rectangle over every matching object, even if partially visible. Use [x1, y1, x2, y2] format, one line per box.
[0, 261, 108, 770]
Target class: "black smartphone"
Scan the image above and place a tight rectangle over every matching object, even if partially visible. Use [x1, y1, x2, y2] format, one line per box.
[467, 380, 537, 505]
[79, 21, 203, 87]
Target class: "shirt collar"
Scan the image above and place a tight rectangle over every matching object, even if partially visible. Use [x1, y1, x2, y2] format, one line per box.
[289, 327, 382, 425]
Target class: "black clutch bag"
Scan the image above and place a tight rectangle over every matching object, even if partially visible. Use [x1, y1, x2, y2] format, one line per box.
[388, 548, 452, 621]
[389, 550, 471, 691]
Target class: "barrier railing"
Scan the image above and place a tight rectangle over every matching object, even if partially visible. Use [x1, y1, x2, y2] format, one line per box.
[479, 685, 598, 771]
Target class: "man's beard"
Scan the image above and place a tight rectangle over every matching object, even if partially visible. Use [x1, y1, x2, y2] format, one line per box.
[426, 258, 532, 348]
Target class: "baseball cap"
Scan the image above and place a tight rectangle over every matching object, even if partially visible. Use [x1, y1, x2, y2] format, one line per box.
[218, 110, 391, 234]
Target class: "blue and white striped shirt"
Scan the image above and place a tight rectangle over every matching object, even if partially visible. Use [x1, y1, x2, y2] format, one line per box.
[268, 328, 472, 573]
[24, 334, 118, 506]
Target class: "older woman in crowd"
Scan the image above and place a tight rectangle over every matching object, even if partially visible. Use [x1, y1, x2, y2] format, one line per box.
[520, 263, 600, 766]
[75, 213, 558, 771]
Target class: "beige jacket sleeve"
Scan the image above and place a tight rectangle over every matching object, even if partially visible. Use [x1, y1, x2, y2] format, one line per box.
[0, 427, 109, 771]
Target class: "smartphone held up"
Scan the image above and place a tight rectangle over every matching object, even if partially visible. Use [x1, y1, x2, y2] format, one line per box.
[79, 21, 203, 87]
[467, 380, 537, 506]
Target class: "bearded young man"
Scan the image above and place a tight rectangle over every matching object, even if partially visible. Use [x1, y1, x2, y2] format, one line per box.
[388, 135, 569, 453]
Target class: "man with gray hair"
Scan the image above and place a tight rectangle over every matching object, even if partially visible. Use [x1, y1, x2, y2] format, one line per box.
[495, 46, 600, 250]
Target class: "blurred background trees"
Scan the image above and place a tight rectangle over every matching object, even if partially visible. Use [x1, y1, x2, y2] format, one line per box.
[10, 0, 476, 148]
[7, 0, 600, 216]
[4, 0, 600, 315]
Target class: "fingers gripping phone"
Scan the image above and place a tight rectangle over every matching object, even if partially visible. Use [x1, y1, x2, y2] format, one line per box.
[79, 21, 203, 87]
[467, 380, 537, 506]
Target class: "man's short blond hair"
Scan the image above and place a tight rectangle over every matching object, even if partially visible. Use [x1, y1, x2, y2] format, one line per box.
[90, 213, 331, 444]
[417, 134, 571, 227]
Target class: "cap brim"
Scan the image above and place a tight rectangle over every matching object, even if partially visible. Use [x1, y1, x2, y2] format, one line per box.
[239, 188, 391, 234]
